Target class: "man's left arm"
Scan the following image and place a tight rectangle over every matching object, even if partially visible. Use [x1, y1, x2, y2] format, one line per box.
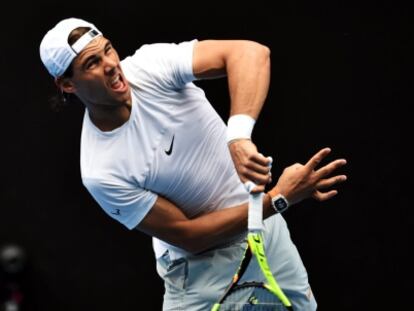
[192, 40, 272, 192]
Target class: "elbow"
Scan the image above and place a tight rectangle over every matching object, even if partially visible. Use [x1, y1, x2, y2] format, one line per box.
[249, 41, 270, 57]
[257, 42, 271, 60]
[258, 43, 271, 66]
[243, 41, 271, 66]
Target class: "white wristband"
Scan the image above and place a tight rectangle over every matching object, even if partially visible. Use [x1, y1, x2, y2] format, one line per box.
[227, 114, 256, 144]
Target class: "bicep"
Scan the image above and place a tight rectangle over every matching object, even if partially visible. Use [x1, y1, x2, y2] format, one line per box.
[192, 40, 237, 79]
[192, 40, 268, 80]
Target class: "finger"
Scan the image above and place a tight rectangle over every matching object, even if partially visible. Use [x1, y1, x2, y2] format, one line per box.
[315, 159, 347, 179]
[239, 165, 271, 185]
[315, 175, 347, 189]
[312, 189, 338, 201]
[305, 147, 331, 170]
[244, 180, 266, 193]
[250, 152, 272, 166]
[250, 185, 265, 194]
[243, 170, 271, 186]
[245, 161, 272, 175]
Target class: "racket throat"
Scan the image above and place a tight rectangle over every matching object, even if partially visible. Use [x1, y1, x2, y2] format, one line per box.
[247, 233, 293, 308]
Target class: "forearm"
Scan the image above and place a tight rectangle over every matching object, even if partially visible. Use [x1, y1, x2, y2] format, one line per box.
[185, 193, 275, 252]
[137, 193, 275, 254]
[226, 41, 271, 119]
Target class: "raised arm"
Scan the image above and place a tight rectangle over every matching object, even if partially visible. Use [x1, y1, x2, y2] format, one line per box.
[137, 148, 347, 254]
[192, 40, 272, 192]
[193, 40, 270, 118]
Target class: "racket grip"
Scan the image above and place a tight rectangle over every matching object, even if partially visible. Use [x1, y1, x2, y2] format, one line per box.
[245, 155, 272, 231]
[248, 192, 264, 231]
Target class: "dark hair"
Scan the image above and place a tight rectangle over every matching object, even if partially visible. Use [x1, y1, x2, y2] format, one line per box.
[49, 27, 91, 112]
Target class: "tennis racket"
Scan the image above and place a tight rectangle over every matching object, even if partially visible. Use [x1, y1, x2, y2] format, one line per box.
[211, 160, 293, 311]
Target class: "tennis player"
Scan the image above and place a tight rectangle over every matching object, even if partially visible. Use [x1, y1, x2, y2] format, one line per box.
[40, 17, 347, 310]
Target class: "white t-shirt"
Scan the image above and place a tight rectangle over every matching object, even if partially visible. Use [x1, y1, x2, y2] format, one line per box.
[80, 40, 248, 259]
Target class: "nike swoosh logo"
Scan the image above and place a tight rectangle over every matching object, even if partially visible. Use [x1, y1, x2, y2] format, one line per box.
[165, 135, 175, 156]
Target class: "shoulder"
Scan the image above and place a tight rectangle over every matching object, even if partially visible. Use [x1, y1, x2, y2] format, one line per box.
[123, 40, 198, 64]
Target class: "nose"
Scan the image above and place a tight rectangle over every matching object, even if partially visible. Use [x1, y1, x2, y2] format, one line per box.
[103, 55, 117, 75]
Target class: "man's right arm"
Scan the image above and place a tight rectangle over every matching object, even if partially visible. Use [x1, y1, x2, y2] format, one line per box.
[136, 147, 347, 254]
[193, 40, 272, 193]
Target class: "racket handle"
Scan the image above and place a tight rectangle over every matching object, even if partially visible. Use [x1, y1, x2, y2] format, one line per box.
[245, 156, 273, 231]
[248, 192, 264, 231]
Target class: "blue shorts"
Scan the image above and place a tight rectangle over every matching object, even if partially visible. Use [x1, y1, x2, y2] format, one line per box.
[156, 214, 317, 310]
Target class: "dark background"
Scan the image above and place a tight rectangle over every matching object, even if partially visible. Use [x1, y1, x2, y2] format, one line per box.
[1, 1, 412, 310]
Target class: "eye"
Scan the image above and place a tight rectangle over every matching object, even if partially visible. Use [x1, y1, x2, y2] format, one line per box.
[86, 57, 99, 69]
[105, 44, 112, 54]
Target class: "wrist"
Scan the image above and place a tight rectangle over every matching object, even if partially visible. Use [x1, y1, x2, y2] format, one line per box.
[227, 114, 256, 144]
[267, 191, 290, 214]
[263, 193, 277, 217]
[267, 186, 282, 199]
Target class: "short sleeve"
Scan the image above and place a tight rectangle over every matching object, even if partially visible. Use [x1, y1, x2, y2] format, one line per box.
[121, 39, 197, 89]
[83, 177, 158, 230]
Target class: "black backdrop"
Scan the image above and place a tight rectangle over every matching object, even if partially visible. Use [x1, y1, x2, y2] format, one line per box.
[1, 1, 412, 310]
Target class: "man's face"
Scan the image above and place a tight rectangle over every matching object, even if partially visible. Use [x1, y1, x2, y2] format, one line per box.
[68, 36, 131, 107]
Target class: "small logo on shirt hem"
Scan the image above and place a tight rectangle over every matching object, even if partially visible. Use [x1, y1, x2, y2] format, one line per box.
[111, 209, 121, 216]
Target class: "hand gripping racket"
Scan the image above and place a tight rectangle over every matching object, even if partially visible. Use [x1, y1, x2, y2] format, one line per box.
[211, 158, 293, 311]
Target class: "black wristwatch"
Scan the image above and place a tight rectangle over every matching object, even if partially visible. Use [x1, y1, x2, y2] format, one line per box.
[270, 194, 289, 213]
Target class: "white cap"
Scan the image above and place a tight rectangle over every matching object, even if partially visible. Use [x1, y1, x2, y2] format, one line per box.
[39, 17, 102, 78]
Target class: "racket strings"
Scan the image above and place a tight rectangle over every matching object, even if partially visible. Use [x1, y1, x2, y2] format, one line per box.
[220, 285, 289, 311]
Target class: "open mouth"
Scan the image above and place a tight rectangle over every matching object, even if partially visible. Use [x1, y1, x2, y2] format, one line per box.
[109, 73, 127, 92]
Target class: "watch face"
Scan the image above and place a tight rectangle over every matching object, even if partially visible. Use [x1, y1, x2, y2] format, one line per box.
[274, 197, 288, 212]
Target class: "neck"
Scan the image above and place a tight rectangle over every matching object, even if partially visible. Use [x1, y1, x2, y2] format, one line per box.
[87, 100, 132, 132]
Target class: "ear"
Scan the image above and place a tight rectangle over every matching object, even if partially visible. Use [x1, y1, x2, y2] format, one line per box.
[55, 77, 76, 94]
